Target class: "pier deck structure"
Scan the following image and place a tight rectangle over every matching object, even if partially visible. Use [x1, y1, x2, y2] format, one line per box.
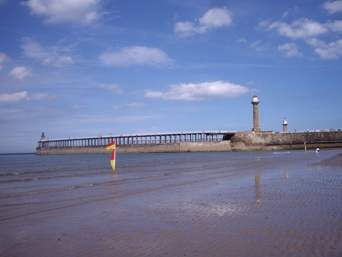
[37, 131, 235, 148]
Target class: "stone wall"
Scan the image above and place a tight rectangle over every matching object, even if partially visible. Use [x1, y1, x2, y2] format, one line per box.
[36, 141, 231, 155]
[231, 131, 342, 151]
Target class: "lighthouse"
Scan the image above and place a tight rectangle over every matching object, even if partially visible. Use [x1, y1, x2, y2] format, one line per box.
[282, 118, 288, 133]
[251, 94, 261, 132]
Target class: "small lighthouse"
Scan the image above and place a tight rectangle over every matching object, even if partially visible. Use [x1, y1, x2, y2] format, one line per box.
[251, 93, 261, 132]
[282, 118, 288, 133]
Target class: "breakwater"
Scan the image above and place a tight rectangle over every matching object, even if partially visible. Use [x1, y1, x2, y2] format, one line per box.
[231, 131, 342, 151]
[36, 131, 233, 155]
[36, 131, 342, 155]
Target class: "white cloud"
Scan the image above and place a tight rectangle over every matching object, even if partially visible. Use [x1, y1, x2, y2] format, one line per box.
[199, 7, 232, 28]
[259, 20, 271, 28]
[278, 43, 303, 57]
[21, 38, 74, 67]
[0, 52, 10, 71]
[71, 105, 87, 110]
[113, 102, 145, 109]
[8, 66, 32, 80]
[99, 46, 173, 67]
[99, 84, 124, 94]
[22, 0, 100, 24]
[266, 19, 328, 39]
[0, 91, 53, 106]
[250, 40, 264, 51]
[250, 40, 260, 48]
[115, 115, 159, 123]
[21, 38, 49, 59]
[174, 21, 199, 37]
[145, 81, 249, 101]
[0, 91, 55, 105]
[29, 93, 56, 101]
[306, 37, 327, 48]
[307, 38, 342, 59]
[324, 0, 342, 14]
[237, 38, 247, 43]
[0, 91, 28, 106]
[126, 103, 145, 108]
[42, 55, 74, 67]
[326, 20, 342, 31]
[260, 17, 342, 59]
[174, 7, 232, 37]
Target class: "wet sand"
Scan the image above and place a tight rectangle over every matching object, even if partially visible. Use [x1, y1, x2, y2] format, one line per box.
[1, 152, 342, 256]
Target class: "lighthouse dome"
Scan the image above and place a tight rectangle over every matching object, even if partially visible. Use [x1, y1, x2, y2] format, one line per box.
[251, 95, 259, 104]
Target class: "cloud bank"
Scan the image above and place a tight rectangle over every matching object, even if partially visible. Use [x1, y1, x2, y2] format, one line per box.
[8, 66, 32, 80]
[99, 46, 173, 67]
[0, 91, 55, 106]
[22, 0, 100, 24]
[145, 81, 249, 101]
[306, 38, 342, 59]
[263, 18, 329, 39]
[21, 38, 74, 67]
[99, 84, 124, 94]
[0, 91, 28, 106]
[324, 0, 342, 14]
[260, 14, 342, 59]
[0, 52, 9, 70]
[113, 103, 146, 109]
[174, 7, 232, 37]
[278, 43, 303, 57]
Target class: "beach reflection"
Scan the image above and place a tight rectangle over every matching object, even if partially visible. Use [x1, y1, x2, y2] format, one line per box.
[110, 172, 117, 181]
[255, 175, 261, 203]
[284, 169, 289, 179]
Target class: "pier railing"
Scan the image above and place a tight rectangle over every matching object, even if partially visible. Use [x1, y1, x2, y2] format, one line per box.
[37, 131, 235, 148]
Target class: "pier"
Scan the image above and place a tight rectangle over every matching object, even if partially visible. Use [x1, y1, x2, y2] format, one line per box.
[37, 131, 235, 154]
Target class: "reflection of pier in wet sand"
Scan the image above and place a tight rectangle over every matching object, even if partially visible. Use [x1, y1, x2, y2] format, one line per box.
[255, 175, 261, 203]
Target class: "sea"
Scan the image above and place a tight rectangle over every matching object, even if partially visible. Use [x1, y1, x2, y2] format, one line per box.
[1, 150, 342, 256]
[0, 150, 340, 199]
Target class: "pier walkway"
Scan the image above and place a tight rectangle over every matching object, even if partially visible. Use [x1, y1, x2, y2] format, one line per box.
[38, 131, 235, 148]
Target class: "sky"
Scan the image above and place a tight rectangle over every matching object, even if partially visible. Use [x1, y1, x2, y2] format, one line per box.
[0, 0, 342, 153]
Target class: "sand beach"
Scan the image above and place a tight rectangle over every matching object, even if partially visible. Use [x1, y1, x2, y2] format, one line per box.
[0, 150, 341, 256]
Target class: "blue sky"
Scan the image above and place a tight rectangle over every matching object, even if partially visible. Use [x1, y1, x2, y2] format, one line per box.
[1, 0, 342, 153]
